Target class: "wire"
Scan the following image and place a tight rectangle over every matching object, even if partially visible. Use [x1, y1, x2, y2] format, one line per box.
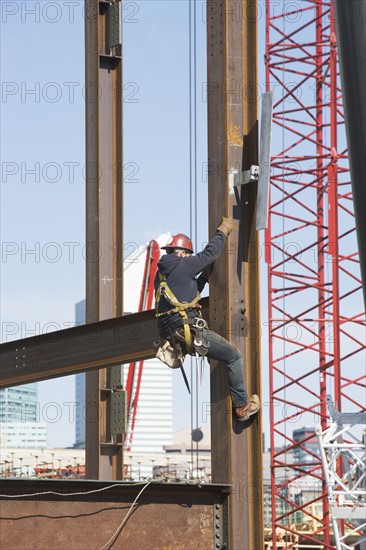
[99, 480, 152, 550]
[188, 0, 194, 480]
[193, 0, 198, 252]
[0, 481, 149, 499]
[188, 0, 201, 480]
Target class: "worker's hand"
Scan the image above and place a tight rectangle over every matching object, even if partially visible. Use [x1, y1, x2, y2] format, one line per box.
[217, 216, 236, 236]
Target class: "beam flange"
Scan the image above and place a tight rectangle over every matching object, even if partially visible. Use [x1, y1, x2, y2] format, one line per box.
[0, 479, 230, 549]
[207, 1, 263, 547]
[334, 0, 366, 309]
[0, 301, 209, 389]
[85, 0, 124, 479]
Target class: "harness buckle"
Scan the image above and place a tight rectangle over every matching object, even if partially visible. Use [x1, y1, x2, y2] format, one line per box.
[191, 317, 208, 330]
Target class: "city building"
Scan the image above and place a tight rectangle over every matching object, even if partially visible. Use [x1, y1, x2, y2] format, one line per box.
[74, 300, 86, 448]
[74, 238, 173, 468]
[157, 426, 211, 481]
[264, 427, 323, 536]
[0, 384, 38, 423]
[0, 423, 47, 450]
[292, 426, 321, 468]
[0, 384, 47, 449]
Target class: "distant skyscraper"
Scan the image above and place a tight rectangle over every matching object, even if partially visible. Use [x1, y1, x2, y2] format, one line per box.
[293, 426, 321, 470]
[0, 422, 47, 449]
[74, 300, 86, 448]
[0, 385, 38, 423]
[0, 384, 47, 448]
[122, 359, 173, 456]
[74, 239, 173, 457]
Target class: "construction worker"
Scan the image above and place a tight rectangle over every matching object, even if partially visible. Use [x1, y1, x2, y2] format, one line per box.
[155, 217, 260, 422]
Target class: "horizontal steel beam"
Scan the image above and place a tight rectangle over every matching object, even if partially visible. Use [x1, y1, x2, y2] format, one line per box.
[0, 479, 229, 550]
[0, 477, 229, 502]
[0, 299, 209, 389]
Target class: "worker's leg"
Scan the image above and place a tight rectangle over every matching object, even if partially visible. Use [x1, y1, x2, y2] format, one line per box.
[203, 329, 248, 408]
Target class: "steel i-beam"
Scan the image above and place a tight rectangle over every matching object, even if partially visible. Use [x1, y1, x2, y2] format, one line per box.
[0, 300, 209, 389]
[207, 1, 264, 547]
[85, 0, 124, 480]
[334, 0, 366, 310]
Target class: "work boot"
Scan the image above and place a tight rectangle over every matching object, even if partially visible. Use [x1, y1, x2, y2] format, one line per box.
[235, 395, 260, 422]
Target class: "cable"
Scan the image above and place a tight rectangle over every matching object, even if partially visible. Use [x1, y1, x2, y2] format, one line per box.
[99, 480, 152, 550]
[188, 0, 201, 481]
[193, 0, 200, 479]
[188, 0, 194, 478]
[0, 481, 149, 499]
[193, 0, 198, 252]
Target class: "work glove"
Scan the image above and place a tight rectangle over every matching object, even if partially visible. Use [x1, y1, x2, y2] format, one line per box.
[217, 216, 236, 236]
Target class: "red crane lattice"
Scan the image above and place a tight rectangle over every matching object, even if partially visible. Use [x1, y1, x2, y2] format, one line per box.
[265, 1, 366, 547]
[124, 240, 160, 455]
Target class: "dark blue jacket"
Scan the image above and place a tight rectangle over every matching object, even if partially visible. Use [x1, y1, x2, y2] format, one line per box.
[155, 232, 226, 333]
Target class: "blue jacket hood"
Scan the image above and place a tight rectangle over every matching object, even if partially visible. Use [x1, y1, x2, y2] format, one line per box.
[157, 253, 181, 276]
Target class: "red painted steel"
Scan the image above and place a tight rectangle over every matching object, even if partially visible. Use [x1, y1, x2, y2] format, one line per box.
[265, 1, 366, 547]
[124, 240, 160, 455]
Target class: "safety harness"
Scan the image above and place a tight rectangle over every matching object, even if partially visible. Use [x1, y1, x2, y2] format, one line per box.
[155, 273, 210, 393]
[155, 273, 202, 354]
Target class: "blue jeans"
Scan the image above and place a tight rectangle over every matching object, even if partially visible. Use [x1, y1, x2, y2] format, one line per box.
[201, 329, 248, 408]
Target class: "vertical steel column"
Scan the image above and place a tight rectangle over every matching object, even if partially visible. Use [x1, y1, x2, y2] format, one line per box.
[334, 0, 366, 311]
[85, 0, 124, 479]
[207, 1, 263, 548]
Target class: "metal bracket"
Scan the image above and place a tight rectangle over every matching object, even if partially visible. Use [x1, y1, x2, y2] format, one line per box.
[110, 390, 126, 435]
[107, 2, 122, 51]
[231, 92, 273, 231]
[256, 91, 273, 230]
[109, 364, 122, 389]
[233, 165, 260, 187]
[213, 494, 229, 549]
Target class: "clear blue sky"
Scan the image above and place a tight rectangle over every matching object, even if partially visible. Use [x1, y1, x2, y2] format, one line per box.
[1, 1, 271, 447]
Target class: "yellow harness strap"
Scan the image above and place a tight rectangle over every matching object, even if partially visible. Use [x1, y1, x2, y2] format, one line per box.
[155, 273, 201, 354]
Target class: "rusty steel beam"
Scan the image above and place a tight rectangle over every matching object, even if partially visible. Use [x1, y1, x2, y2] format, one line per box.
[0, 479, 229, 549]
[85, 0, 124, 479]
[334, 0, 366, 309]
[207, 1, 263, 548]
[0, 311, 154, 389]
[0, 300, 209, 389]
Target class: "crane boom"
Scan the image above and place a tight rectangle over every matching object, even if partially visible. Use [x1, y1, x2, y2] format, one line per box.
[124, 240, 160, 454]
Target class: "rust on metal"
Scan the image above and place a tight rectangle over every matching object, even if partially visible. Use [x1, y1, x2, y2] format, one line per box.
[207, 0, 263, 547]
[0, 301, 209, 389]
[0, 479, 229, 550]
[85, 0, 124, 479]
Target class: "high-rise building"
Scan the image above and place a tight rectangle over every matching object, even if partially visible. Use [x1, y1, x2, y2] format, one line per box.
[0, 423, 47, 449]
[293, 426, 320, 469]
[74, 238, 173, 460]
[0, 385, 38, 423]
[0, 384, 47, 448]
[74, 300, 86, 448]
[122, 359, 173, 456]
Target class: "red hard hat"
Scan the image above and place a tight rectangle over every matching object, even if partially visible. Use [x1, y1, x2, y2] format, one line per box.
[161, 233, 194, 254]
